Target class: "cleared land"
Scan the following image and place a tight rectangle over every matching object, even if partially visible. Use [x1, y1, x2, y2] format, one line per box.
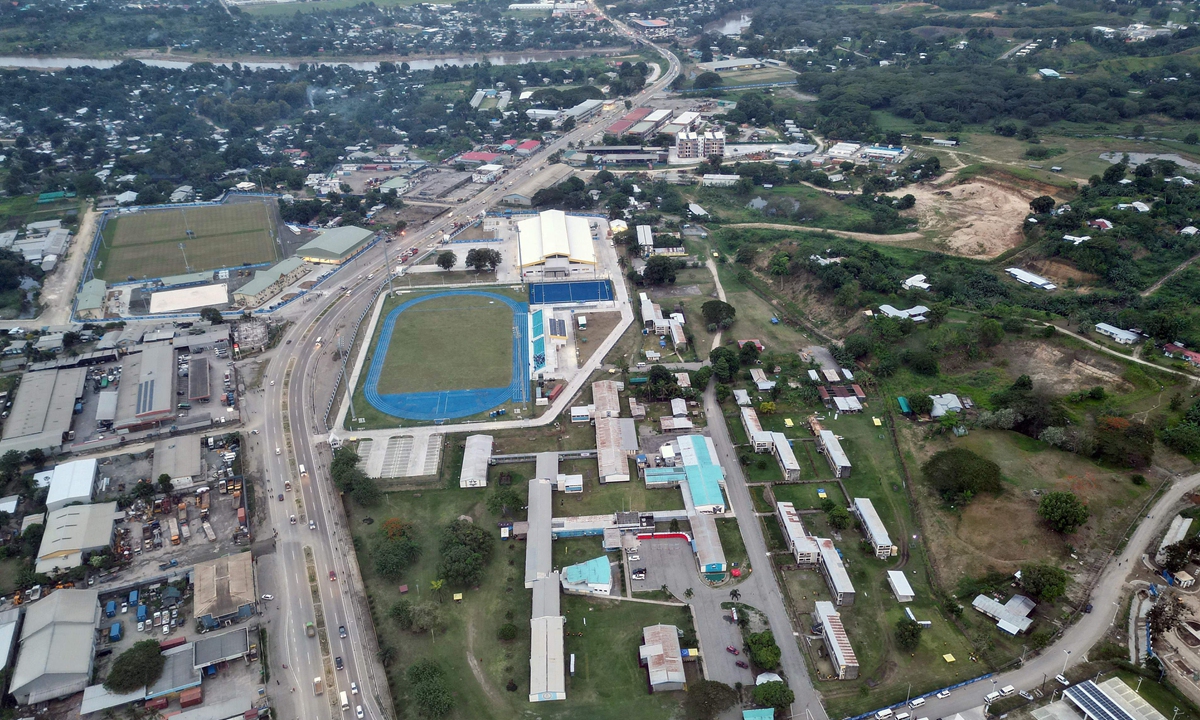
[95, 202, 278, 281]
[375, 293, 514, 394]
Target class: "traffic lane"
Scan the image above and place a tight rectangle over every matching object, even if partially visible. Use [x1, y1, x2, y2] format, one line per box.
[627, 539, 752, 686]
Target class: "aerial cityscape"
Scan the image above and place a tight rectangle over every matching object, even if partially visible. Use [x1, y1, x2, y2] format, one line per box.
[0, 0, 1200, 719]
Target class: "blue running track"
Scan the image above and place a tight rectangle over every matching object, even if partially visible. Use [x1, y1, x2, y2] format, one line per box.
[363, 290, 529, 421]
[529, 280, 613, 305]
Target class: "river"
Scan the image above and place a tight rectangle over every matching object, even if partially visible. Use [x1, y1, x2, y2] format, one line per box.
[705, 12, 753, 36]
[0, 48, 627, 72]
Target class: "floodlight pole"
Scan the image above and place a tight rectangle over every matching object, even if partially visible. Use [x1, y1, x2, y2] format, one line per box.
[178, 243, 192, 273]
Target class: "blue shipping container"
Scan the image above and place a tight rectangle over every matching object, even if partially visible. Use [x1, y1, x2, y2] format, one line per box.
[129, 590, 138, 605]
[137, 605, 147, 621]
[109, 622, 123, 641]
[105, 601, 116, 618]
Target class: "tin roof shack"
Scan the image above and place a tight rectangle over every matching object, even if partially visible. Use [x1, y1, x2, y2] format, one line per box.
[9, 589, 100, 704]
[639, 624, 686, 692]
[460, 435, 494, 488]
[852, 498, 894, 559]
[815, 601, 859, 680]
[194, 553, 256, 629]
[972, 594, 1035, 635]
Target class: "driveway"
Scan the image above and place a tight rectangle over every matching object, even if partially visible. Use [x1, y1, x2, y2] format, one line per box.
[629, 538, 755, 686]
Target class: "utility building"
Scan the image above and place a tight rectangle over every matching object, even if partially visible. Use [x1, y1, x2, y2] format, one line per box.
[639, 624, 686, 692]
[460, 435, 494, 488]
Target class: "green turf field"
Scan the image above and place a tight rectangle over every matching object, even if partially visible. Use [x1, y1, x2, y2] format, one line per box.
[375, 294, 514, 395]
[95, 202, 278, 281]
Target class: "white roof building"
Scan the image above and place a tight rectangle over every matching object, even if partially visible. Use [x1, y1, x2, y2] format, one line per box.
[973, 594, 1035, 635]
[460, 435, 494, 488]
[36, 502, 119, 575]
[852, 498, 893, 559]
[886, 570, 915, 602]
[1156, 515, 1192, 565]
[902, 274, 931, 291]
[929, 393, 964, 418]
[45, 458, 98, 512]
[1095, 323, 1139, 345]
[776, 501, 820, 564]
[879, 304, 929, 322]
[1006, 267, 1057, 290]
[516, 210, 596, 269]
[9, 589, 100, 704]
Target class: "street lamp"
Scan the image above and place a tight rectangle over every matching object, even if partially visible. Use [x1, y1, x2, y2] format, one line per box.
[1063, 649, 1071, 675]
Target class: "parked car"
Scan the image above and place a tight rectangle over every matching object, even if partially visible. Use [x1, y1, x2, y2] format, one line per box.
[335, 656, 344, 670]
[1020, 691, 1034, 701]
[261, 594, 274, 600]
[339, 625, 348, 639]
[936, 691, 951, 700]
[1055, 675, 1070, 686]
[735, 660, 748, 668]
[628, 555, 640, 562]
[725, 646, 739, 655]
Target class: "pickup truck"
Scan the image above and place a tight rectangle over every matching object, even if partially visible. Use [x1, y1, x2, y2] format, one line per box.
[305, 622, 316, 638]
[158, 559, 178, 571]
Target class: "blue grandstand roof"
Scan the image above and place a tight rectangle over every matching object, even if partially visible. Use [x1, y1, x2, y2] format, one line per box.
[564, 556, 610, 586]
[531, 308, 544, 337]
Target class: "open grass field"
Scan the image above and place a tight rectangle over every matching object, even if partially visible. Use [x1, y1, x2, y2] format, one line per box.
[95, 201, 278, 281]
[350, 482, 688, 720]
[374, 293, 515, 395]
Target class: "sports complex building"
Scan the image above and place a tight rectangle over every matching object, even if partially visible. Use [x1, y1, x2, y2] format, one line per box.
[296, 226, 376, 264]
[516, 210, 596, 279]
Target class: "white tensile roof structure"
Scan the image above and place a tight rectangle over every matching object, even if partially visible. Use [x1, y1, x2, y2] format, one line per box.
[517, 210, 596, 268]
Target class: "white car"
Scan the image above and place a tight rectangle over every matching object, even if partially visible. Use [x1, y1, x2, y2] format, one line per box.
[356, 705, 364, 719]
[628, 555, 640, 562]
[1055, 675, 1070, 686]
[261, 594, 274, 600]
[351, 682, 359, 695]
[270, 380, 275, 386]
[936, 691, 951, 699]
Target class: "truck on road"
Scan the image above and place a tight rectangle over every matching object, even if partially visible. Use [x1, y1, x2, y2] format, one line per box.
[305, 622, 316, 637]
[313, 677, 324, 695]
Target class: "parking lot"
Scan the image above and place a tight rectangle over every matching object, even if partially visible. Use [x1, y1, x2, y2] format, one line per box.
[627, 537, 757, 686]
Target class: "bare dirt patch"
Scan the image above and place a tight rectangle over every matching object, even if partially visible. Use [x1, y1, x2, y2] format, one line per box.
[1024, 258, 1101, 289]
[993, 340, 1134, 394]
[902, 178, 1037, 258]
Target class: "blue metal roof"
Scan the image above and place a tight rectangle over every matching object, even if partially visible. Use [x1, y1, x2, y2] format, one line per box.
[564, 556, 610, 586]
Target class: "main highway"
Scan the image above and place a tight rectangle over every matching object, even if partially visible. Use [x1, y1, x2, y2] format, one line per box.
[257, 17, 681, 720]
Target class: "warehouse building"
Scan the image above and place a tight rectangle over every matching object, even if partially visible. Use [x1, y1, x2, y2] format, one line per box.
[194, 553, 256, 629]
[639, 624, 686, 692]
[816, 430, 852, 478]
[560, 556, 612, 595]
[815, 601, 859, 680]
[516, 210, 597, 276]
[36, 502, 119, 574]
[0, 607, 22, 678]
[776, 501, 820, 565]
[0, 367, 86, 456]
[852, 498, 894, 559]
[232, 257, 308, 308]
[152, 437, 203, 488]
[9, 589, 100, 704]
[114, 343, 175, 431]
[44, 458, 98, 512]
[460, 435, 494, 488]
[529, 574, 566, 702]
[886, 570, 915, 603]
[296, 226, 376, 264]
[818, 537, 855, 605]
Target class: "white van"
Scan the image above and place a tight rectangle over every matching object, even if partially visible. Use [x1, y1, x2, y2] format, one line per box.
[895, 712, 911, 720]
[1000, 685, 1016, 697]
[909, 698, 926, 709]
[875, 710, 894, 720]
[984, 691, 1002, 704]
[340, 691, 350, 710]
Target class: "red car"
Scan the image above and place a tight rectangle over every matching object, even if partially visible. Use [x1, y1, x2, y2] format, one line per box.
[736, 660, 749, 669]
[329, 570, 337, 581]
[726, 646, 739, 655]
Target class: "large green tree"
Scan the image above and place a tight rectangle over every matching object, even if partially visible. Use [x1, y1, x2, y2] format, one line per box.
[921, 448, 1002, 503]
[1020, 563, 1069, 602]
[105, 640, 165, 692]
[1038, 491, 1090, 533]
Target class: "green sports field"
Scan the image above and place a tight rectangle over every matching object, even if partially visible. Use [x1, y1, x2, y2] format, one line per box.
[374, 293, 514, 395]
[94, 202, 278, 281]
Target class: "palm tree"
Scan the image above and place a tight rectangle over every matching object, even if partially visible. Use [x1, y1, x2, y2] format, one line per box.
[684, 588, 694, 599]
[377, 645, 396, 666]
[430, 578, 446, 602]
[730, 589, 741, 602]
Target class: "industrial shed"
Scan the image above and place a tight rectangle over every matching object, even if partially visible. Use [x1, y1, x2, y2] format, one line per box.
[460, 435, 494, 488]
[114, 343, 175, 430]
[0, 367, 86, 456]
[9, 589, 100, 705]
[153, 437, 203, 487]
[194, 553, 256, 629]
[44, 458, 98, 512]
[296, 226, 375, 264]
[36, 502, 119, 574]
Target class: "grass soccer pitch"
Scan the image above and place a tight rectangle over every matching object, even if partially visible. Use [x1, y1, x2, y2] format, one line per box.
[95, 202, 278, 281]
[373, 293, 516, 395]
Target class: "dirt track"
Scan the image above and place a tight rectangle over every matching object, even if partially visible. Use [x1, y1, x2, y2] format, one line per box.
[722, 222, 925, 244]
[38, 207, 98, 325]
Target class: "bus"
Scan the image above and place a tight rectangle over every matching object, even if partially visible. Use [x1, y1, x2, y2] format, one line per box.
[340, 691, 350, 710]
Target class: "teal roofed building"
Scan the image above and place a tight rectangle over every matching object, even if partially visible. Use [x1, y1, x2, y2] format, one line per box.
[676, 435, 726, 513]
[560, 556, 612, 596]
[743, 709, 776, 720]
[297, 226, 375, 264]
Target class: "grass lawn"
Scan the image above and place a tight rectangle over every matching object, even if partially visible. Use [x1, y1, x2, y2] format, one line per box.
[714, 261, 816, 353]
[716, 517, 749, 571]
[95, 201, 278, 281]
[554, 461, 687, 517]
[350, 482, 688, 720]
[0, 557, 25, 595]
[375, 293, 515, 394]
